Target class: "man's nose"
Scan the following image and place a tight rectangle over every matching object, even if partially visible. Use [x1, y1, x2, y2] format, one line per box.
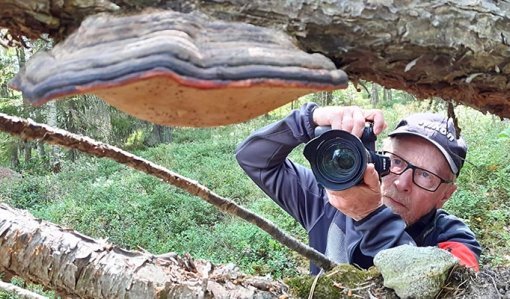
[394, 168, 413, 192]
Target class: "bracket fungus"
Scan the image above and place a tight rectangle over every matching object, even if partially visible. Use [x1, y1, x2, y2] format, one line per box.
[9, 10, 348, 127]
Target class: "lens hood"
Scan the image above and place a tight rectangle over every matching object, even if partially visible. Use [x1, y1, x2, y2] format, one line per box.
[304, 129, 368, 191]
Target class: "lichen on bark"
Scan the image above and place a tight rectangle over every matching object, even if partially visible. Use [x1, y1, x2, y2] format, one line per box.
[285, 264, 381, 298]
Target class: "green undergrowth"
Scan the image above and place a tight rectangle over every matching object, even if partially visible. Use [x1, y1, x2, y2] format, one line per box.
[285, 264, 381, 298]
[0, 102, 509, 284]
[442, 109, 510, 266]
[0, 115, 303, 279]
[0, 275, 54, 299]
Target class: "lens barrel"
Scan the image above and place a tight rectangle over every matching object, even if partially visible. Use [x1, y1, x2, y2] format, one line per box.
[304, 129, 368, 190]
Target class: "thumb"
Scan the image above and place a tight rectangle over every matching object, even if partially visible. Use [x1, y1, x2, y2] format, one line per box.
[364, 163, 381, 192]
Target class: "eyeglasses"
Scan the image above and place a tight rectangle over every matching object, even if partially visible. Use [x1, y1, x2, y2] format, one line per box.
[383, 151, 453, 192]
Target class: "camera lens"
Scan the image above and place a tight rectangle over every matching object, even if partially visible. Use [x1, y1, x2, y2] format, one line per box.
[316, 139, 364, 184]
[331, 148, 356, 170]
[322, 147, 355, 174]
[303, 129, 370, 191]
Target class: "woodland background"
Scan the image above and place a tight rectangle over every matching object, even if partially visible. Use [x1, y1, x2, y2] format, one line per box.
[0, 43, 509, 297]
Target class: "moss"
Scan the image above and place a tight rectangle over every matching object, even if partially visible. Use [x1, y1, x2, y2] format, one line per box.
[285, 264, 380, 298]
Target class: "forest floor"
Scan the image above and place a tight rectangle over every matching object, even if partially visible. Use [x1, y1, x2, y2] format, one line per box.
[284, 263, 509, 298]
[463, 266, 510, 298]
[365, 266, 510, 299]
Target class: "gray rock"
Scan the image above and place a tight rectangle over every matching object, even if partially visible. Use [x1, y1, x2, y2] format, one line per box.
[0, 167, 21, 182]
[374, 245, 459, 299]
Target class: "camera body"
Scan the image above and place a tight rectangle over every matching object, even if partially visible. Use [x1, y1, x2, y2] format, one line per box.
[303, 124, 390, 191]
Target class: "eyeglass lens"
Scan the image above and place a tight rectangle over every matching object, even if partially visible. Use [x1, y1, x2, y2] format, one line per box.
[386, 153, 443, 191]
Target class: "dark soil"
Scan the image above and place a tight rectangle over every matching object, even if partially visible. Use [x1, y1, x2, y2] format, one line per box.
[366, 266, 510, 299]
[453, 266, 510, 299]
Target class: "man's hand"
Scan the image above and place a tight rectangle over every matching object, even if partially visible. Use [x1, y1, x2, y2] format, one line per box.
[325, 163, 383, 221]
[312, 105, 386, 220]
[312, 106, 387, 137]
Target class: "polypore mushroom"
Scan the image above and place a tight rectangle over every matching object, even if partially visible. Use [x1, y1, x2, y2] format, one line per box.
[10, 10, 348, 127]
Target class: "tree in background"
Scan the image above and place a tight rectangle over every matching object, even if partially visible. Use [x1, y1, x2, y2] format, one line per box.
[0, 45, 174, 173]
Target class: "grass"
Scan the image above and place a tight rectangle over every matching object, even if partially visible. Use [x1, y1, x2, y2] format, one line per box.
[0, 113, 303, 282]
[0, 97, 509, 296]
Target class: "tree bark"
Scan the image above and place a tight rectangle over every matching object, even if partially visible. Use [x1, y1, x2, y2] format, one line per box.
[46, 101, 62, 172]
[0, 112, 336, 272]
[0, 281, 48, 299]
[1, 1, 510, 118]
[383, 88, 392, 104]
[371, 83, 379, 107]
[9, 142, 20, 170]
[0, 83, 9, 98]
[22, 140, 31, 164]
[321, 91, 333, 106]
[145, 124, 173, 147]
[0, 203, 286, 298]
[0, 0, 120, 43]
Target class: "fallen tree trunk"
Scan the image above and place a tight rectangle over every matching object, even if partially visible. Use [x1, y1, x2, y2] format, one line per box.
[0, 203, 287, 298]
[2, 201, 508, 298]
[1, 1, 510, 118]
[0, 280, 47, 299]
[0, 112, 336, 271]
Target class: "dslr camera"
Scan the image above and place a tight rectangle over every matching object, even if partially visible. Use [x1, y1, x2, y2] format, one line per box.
[303, 124, 390, 191]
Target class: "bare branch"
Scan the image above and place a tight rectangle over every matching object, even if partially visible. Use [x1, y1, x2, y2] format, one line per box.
[0, 112, 336, 272]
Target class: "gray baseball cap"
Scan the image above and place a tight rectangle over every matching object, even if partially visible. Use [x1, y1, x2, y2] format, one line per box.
[388, 113, 467, 176]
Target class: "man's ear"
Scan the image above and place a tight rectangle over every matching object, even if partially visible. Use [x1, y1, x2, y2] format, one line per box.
[436, 183, 457, 208]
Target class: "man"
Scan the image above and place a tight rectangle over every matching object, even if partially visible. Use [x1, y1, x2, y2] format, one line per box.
[235, 102, 481, 274]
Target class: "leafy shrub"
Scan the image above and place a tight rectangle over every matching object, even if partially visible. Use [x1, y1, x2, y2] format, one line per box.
[443, 109, 510, 265]
[1, 99, 509, 279]
[173, 218, 300, 278]
[0, 176, 51, 209]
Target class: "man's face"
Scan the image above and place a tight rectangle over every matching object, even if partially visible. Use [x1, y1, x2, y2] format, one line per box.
[381, 135, 457, 225]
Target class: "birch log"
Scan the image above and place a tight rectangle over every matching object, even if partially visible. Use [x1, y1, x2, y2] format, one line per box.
[0, 203, 287, 298]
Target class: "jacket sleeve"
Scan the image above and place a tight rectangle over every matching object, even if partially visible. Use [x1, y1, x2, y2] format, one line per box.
[436, 212, 481, 271]
[235, 102, 327, 230]
[346, 206, 417, 268]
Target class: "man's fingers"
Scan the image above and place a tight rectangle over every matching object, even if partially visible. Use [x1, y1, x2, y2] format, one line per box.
[335, 107, 366, 137]
[351, 109, 366, 137]
[327, 106, 344, 130]
[340, 109, 354, 132]
[312, 106, 387, 136]
[364, 109, 387, 135]
[314, 107, 343, 129]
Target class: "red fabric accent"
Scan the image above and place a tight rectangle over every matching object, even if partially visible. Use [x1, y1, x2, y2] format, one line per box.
[438, 241, 479, 271]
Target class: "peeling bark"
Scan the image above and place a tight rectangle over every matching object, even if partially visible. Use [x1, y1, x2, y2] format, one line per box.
[0, 280, 48, 299]
[0, 0, 119, 43]
[1, 1, 510, 118]
[178, 0, 510, 118]
[0, 203, 287, 298]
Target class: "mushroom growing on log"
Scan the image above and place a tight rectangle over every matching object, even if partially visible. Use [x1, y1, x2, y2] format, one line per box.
[9, 10, 348, 127]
